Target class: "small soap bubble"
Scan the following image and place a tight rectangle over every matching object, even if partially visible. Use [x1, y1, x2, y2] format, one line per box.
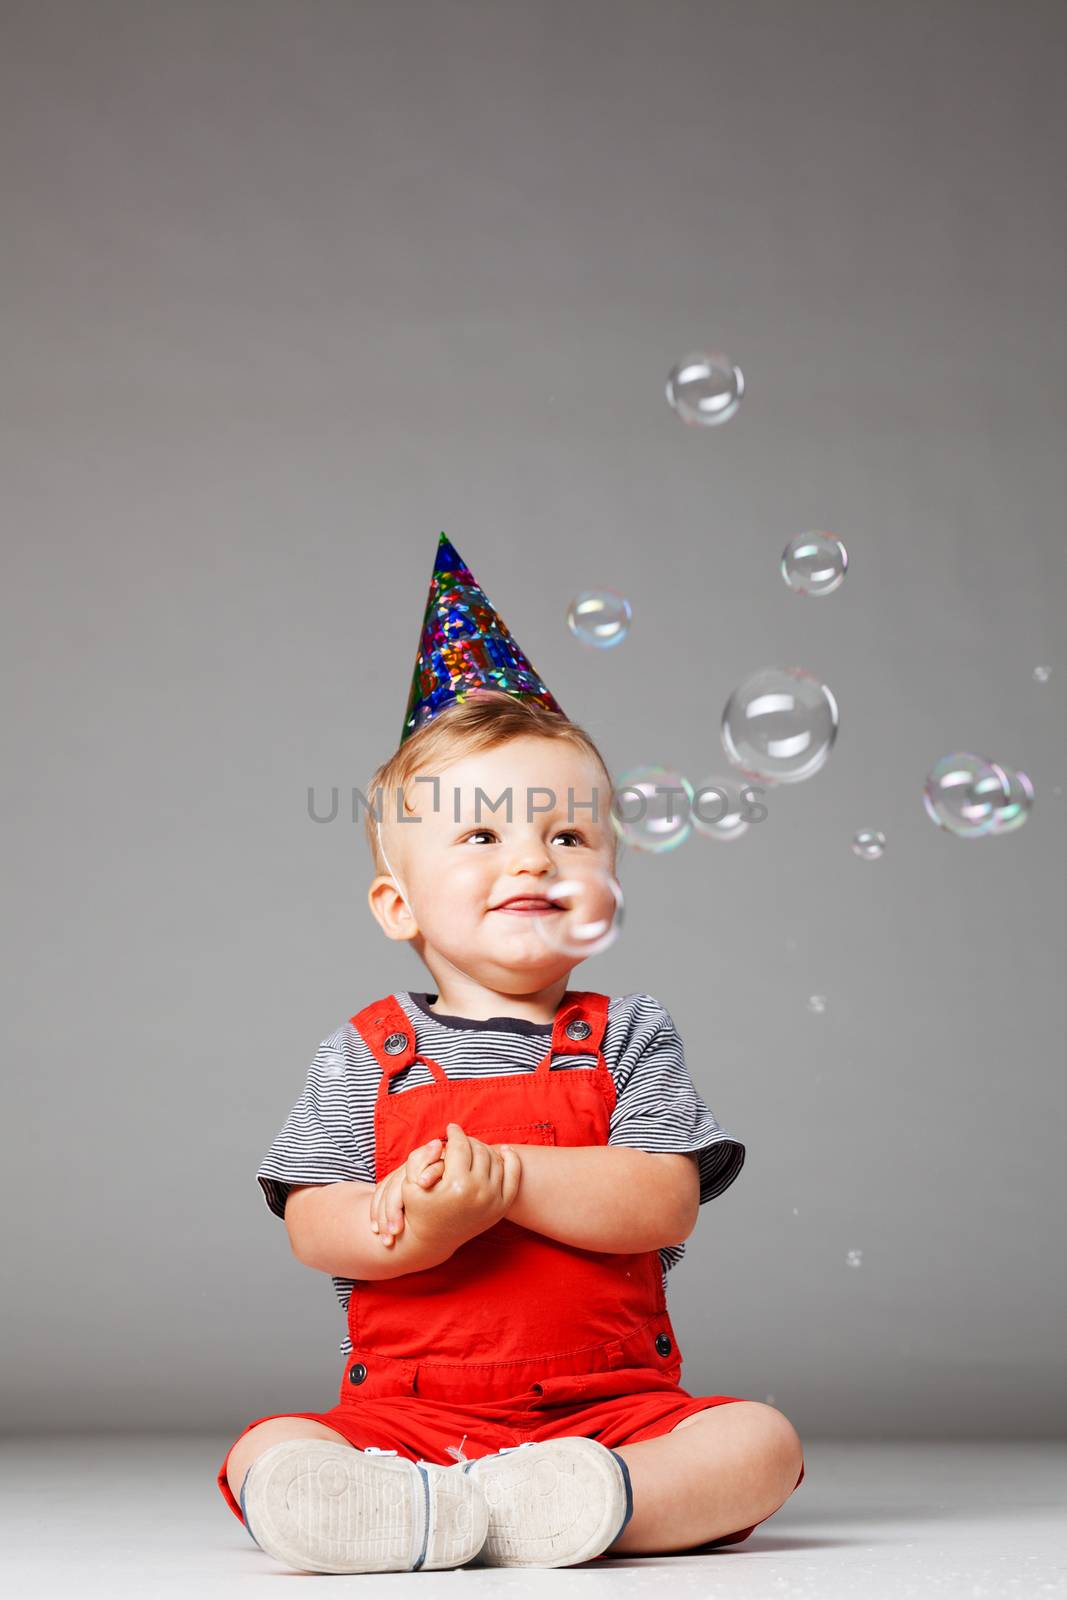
[320, 1052, 345, 1078]
[923, 754, 1011, 839]
[781, 533, 848, 597]
[792, 1207, 799, 1216]
[1033, 665, 1051, 683]
[852, 829, 886, 860]
[690, 773, 756, 842]
[665, 352, 744, 426]
[612, 766, 694, 852]
[808, 994, 827, 1014]
[765, 1393, 776, 1405]
[846, 1248, 863, 1268]
[566, 590, 632, 649]
[532, 868, 625, 958]
[722, 667, 838, 784]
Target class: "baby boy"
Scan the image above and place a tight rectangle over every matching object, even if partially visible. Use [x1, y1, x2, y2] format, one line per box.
[216, 686, 805, 1572]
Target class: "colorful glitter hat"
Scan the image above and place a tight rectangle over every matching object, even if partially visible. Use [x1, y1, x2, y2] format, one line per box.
[400, 533, 567, 745]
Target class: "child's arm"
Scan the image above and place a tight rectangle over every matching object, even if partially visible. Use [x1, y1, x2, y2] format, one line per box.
[285, 1179, 453, 1280]
[285, 1132, 521, 1278]
[369, 1129, 699, 1254]
[488, 1142, 700, 1252]
[284, 1136, 451, 1280]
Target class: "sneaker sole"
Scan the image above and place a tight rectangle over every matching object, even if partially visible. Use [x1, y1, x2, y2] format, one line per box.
[242, 1440, 488, 1573]
[464, 1437, 628, 1568]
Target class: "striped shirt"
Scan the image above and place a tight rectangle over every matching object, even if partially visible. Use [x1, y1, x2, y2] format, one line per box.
[258, 990, 745, 1355]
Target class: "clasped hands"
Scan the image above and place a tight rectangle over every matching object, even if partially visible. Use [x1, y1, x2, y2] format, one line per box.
[368, 1122, 523, 1255]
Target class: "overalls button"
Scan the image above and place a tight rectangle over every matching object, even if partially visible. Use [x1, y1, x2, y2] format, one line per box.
[348, 1362, 368, 1384]
[655, 1333, 673, 1357]
[383, 1032, 408, 1055]
[564, 1019, 592, 1041]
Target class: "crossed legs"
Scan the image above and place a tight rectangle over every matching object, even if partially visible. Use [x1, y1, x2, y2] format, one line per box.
[225, 1399, 803, 1558]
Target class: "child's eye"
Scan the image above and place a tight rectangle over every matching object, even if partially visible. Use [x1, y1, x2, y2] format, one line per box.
[461, 829, 586, 846]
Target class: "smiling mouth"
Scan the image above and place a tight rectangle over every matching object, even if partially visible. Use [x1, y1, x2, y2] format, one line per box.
[491, 898, 564, 915]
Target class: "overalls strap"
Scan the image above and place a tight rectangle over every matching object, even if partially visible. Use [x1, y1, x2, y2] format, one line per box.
[352, 990, 611, 1086]
[539, 990, 611, 1075]
[350, 994, 448, 1081]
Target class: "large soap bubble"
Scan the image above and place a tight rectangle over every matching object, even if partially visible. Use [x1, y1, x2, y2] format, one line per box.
[566, 590, 632, 649]
[612, 766, 694, 853]
[665, 352, 744, 426]
[781, 533, 848, 597]
[532, 868, 624, 958]
[922, 754, 1030, 839]
[721, 668, 839, 784]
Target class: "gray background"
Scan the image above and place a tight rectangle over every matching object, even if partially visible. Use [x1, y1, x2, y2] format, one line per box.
[3, 0, 1064, 1440]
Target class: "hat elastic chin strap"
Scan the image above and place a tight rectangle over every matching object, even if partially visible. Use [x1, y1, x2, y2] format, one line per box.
[375, 820, 482, 988]
[375, 820, 416, 919]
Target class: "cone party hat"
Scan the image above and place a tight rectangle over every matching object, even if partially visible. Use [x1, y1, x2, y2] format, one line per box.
[400, 533, 567, 745]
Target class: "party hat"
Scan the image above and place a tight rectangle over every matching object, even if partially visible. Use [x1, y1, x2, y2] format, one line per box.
[400, 533, 567, 744]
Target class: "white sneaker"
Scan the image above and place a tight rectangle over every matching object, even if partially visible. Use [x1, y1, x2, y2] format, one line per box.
[241, 1441, 489, 1573]
[459, 1438, 633, 1568]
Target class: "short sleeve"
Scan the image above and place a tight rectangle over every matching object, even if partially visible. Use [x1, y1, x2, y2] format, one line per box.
[256, 1031, 376, 1220]
[606, 995, 745, 1204]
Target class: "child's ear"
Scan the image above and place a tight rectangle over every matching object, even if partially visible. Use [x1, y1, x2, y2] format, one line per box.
[366, 874, 419, 941]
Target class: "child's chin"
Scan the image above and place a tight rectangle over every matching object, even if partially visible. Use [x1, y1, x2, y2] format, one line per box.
[483, 936, 565, 971]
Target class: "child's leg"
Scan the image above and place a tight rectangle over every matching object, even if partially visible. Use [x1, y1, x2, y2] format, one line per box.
[226, 1417, 355, 1509]
[604, 1401, 804, 1554]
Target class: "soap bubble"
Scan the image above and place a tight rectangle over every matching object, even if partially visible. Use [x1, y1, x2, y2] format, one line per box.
[780, 533, 848, 596]
[690, 774, 758, 841]
[923, 754, 1011, 839]
[852, 829, 886, 860]
[808, 994, 827, 1014]
[987, 765, 1034, 835]
[846, 1249, 864, 1269]
[722, 667, 839, 784]
[566, 590, 632, 649]
[1033, 666, 1050, 684]
[665, 352, 744, 426]
[533, 868, 624, 958]
[612, 766, 694, 853]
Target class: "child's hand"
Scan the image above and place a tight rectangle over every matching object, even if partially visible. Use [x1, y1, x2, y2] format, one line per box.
[397, 1122, 522, 1257]
[369, 1137, 446, 1247]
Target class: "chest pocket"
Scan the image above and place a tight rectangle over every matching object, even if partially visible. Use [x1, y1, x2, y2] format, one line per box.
[461, 1120, 557, 1147]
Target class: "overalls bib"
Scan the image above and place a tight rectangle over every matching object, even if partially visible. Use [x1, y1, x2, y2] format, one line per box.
[217, 989, 804, 1545]
[341, 988, 683, 1407]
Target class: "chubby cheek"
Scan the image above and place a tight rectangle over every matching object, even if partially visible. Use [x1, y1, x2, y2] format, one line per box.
[416, 866, 491, 937]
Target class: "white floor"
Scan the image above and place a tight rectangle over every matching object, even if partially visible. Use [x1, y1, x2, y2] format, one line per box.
[2, 1437, 1064, 1597]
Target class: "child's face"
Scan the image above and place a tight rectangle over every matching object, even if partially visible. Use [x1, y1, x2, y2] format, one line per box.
[372, 735, 617, 990]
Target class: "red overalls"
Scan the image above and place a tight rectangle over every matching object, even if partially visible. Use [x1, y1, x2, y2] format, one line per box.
[218, 990, 804, 1550]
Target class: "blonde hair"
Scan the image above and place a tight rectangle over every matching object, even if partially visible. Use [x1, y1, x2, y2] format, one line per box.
[364, 690, 616, 876]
